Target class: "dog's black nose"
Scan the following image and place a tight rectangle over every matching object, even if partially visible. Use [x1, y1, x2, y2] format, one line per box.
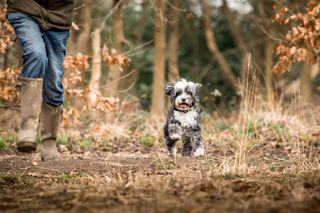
[182, 98, 186, 102]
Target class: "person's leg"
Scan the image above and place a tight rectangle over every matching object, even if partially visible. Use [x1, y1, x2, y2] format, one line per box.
[7, 12, 47, 152]
[40, 29, 70, 161]
[42, 30, 70, 107]
[7, 12, 47, 78]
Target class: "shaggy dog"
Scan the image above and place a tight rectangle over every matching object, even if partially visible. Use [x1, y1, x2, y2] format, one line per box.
[164, 79, 205, 158]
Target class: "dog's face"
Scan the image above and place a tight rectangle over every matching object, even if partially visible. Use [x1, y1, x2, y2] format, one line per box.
[165, 79, 202, 111]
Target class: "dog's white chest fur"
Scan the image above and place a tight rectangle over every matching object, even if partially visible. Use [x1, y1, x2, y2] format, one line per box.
[174, 109, 197, 127]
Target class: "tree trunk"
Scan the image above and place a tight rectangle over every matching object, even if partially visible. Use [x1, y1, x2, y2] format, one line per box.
[300, 62, 311, 102]
[75, 0, 92, 54]
[264, 37, 274, 105]
[151, 0, 166, 116]
[88, 28, 101, 105]
[105, 0, 125, 97]
[311, 62, 319, 80]
[168, 0, 180, 82]
[256, 0, 277, 105]
[201, 0, 239, 92]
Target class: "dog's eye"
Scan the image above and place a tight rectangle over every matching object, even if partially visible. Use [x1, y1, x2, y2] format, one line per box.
[176, 91, 182, 96]
[187, 91, 192, 96]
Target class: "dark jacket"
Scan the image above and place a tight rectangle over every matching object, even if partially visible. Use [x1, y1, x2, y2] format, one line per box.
[7, 0, 74, 31]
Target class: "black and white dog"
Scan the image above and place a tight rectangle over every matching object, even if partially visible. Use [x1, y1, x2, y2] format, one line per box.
[164, 79, 205, 158]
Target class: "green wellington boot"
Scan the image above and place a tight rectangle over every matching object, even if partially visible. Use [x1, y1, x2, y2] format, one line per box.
[16, 77, 43, 152]
[40, 103, 62, 161]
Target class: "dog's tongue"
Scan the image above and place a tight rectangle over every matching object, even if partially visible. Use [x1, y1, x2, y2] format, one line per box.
[179, 103, 189, 109]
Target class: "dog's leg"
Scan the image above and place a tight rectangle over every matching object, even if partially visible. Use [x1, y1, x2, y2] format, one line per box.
[164, 123, 181, 158]
[181, 135, 192, 157]
[165, 137, 177, 158]
[168, 123, 181, 141]
[191, 128, 205, 157]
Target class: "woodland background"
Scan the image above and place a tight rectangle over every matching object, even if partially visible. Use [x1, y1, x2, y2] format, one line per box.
[1, 0, 319, 115]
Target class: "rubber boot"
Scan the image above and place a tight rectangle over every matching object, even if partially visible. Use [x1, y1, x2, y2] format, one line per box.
[40, 103, 62, 161]
[16, 77, 43, 152]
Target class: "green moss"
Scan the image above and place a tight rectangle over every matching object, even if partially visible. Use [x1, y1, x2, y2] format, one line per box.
[57, 173, 72, 182]
[246, 121, 255, 135]
[269, 123, 288, 135]
[0, 136, 5, 151]
[155, 159, 176, 170]
[139, 135, 155, 147]
[6, 134, 17, 144]
[214, 122, 230, 131]
[57, 135, 69, 145]
[80, 138, 92, 149]
[100, 141, 113, 152]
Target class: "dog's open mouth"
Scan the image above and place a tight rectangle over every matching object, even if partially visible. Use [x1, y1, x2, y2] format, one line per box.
[177, 102, 191, 110]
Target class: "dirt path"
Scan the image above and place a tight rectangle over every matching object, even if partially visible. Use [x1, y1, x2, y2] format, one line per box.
[1, 151, 320, 213]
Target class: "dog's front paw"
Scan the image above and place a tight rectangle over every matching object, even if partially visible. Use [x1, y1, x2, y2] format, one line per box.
[168, 124, 181, 141]
[169, 133, 180, 141]
[182, 142, 192, 157]
[193, 146, 205, 157]
[167, 146, 177, 159]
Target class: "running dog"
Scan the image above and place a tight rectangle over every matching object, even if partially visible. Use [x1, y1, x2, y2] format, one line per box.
[164, 79, 205, 158]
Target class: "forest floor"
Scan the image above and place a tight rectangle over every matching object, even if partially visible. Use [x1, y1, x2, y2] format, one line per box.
[0, 108, 320, 212]
[1, 143, 320, 212]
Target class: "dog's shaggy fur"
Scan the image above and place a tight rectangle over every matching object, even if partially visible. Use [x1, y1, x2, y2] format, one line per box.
[164, 79, 205, 158]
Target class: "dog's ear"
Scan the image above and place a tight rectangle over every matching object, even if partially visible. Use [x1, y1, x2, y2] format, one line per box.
[165, 83, 175, 96]
[195, 83, 202, 89]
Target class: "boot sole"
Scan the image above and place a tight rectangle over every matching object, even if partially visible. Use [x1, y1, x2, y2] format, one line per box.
[17, 142, 37, 153]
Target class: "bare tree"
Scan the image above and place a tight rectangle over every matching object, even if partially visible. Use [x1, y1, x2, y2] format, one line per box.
[105, 0, 125, 97]
[264, 36, 275, 104]
[221, 0, 250, 90]
[88, 28, 102, 105]
[201, 0, 239, 92]
[151, 0, 167, 115]
[256, 0, 276, 104]
[75, 0, 92, 54]
[168, 0, 180, 82]
[300, 62, 312, 102]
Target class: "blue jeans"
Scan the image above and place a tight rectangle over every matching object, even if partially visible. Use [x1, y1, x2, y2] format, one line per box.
[8, 12, 70, 107]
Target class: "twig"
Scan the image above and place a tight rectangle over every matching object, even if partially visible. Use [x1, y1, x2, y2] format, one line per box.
[35, 166, 60, 173]
[19, 166, 31, 177]
[117, 81, 136, 93]
[101, 69, 136, 89]
[124, 40, 153, 56]
[92, 161, 139, 167]
[99, 0, 127, 30]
